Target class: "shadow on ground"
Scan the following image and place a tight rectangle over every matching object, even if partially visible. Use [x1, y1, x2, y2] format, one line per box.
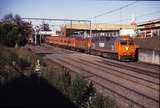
[0, 74, 78, 108]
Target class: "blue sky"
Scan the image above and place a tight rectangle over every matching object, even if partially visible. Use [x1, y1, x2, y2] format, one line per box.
[0, 0, 160, 24]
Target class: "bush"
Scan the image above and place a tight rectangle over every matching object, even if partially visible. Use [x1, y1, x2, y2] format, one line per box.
[42, 67, 71, 95]
[0, 46, 38, 83]
[0, 46, 20, 83]
[15, 48, 37, 70]
[41, 68, 116, 108]
[69, 74, 88, 106]
[92, 93, 116, 108]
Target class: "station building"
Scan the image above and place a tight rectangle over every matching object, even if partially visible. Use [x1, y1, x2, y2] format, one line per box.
[62, 23, 136, 38]
[137, 19, 160, 38]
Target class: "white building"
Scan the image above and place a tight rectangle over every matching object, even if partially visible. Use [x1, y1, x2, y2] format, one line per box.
[120, 29, 136, 37]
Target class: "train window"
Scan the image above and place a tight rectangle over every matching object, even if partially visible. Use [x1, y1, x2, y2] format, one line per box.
[120, 40, 127, 45]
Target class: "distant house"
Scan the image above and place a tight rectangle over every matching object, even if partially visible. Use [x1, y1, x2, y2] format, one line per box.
[137, 19, 160, 38]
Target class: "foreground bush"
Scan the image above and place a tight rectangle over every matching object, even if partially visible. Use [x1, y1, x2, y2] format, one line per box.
[0, 46, 116, 108]
[0, 46, 39, 83]
[42, 69, 116, 108]
[92, 93, 116, 108]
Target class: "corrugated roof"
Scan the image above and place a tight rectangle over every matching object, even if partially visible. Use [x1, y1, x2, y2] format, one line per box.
[137, 18, 160, 26]
[64, 23, 136, 30]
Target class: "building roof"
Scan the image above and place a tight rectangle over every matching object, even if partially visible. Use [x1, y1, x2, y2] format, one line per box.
[137, 18, 160, 26]
[64, 23, 136, 30]
[137, 19, 160, 30]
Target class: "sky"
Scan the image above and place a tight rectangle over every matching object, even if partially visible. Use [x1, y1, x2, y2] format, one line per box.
[0, 0, 160, 24]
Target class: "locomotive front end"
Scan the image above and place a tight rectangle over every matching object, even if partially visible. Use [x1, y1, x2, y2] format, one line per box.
[115, 36, 136, 61]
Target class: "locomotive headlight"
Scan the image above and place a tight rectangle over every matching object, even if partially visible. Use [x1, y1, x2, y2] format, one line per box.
[125, 46, 129, 51]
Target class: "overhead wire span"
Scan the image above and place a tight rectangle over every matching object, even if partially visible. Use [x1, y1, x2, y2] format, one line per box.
[107, 10, 160, 23]
[90, 1, 137, 19]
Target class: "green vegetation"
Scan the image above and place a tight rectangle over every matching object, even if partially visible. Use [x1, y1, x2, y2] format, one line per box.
[0, 14, 32, 47]
[0, 13, 116, 108]
[92, 93, 116, 108]
[0, 45, 40, 83]
[69, 75, 95, 107]
[0, 45, 116, 108]
[42, 68, 116, 108]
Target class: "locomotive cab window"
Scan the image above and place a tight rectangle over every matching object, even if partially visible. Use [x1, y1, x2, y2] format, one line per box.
[120, 40, 127, 45]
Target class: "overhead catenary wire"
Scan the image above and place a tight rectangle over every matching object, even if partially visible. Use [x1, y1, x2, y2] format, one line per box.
[90, 1, 137, 19]
[107, 10, 160, 23]
[22, 17, 91, 23]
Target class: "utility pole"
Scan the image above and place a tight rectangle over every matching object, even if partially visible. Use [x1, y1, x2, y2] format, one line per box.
[89, 21, 92, 38]
[35, 26, 40, 45]
[70, 20, 72, 37]
[120, 7, 122, 36]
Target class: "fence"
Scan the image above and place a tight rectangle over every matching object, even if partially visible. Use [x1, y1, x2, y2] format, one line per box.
[138, 48, 160, 65]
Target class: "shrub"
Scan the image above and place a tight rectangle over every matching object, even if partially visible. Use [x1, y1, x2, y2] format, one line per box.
[92, 93, 116, 108]
[41, 68, 116, 108]
[15, 48, 37, 70]
[0, 46, 38, 83]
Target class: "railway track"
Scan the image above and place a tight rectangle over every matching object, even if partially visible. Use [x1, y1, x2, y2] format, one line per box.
[127, 62, 160, 72]
[46, 55, 159, 108]
[99, 60, 159, 79]
[27, 44, 159, 108]
[42, 44, 159, 78]
[82, 51, 159, 78]
[77, 58, 159, 90]
[63, 55, 158, 95]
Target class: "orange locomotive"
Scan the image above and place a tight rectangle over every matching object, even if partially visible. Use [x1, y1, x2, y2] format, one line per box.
[114, 36, 137, 61]
[45, 36, 137, 61]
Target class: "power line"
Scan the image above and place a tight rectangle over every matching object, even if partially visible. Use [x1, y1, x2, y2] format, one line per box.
[90, 1, 137, 19]
[22, 17, 91, 22]
[108, 10, 160, 23]
[136, 10, 160, 19]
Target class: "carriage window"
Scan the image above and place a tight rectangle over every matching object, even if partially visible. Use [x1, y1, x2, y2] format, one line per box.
[120, 40, 127, 45]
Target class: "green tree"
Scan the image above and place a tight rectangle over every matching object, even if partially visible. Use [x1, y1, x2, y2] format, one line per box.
[0, 13, 32, 47]
[1, 14, 14, 22]
[41, 23, 51, 31]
